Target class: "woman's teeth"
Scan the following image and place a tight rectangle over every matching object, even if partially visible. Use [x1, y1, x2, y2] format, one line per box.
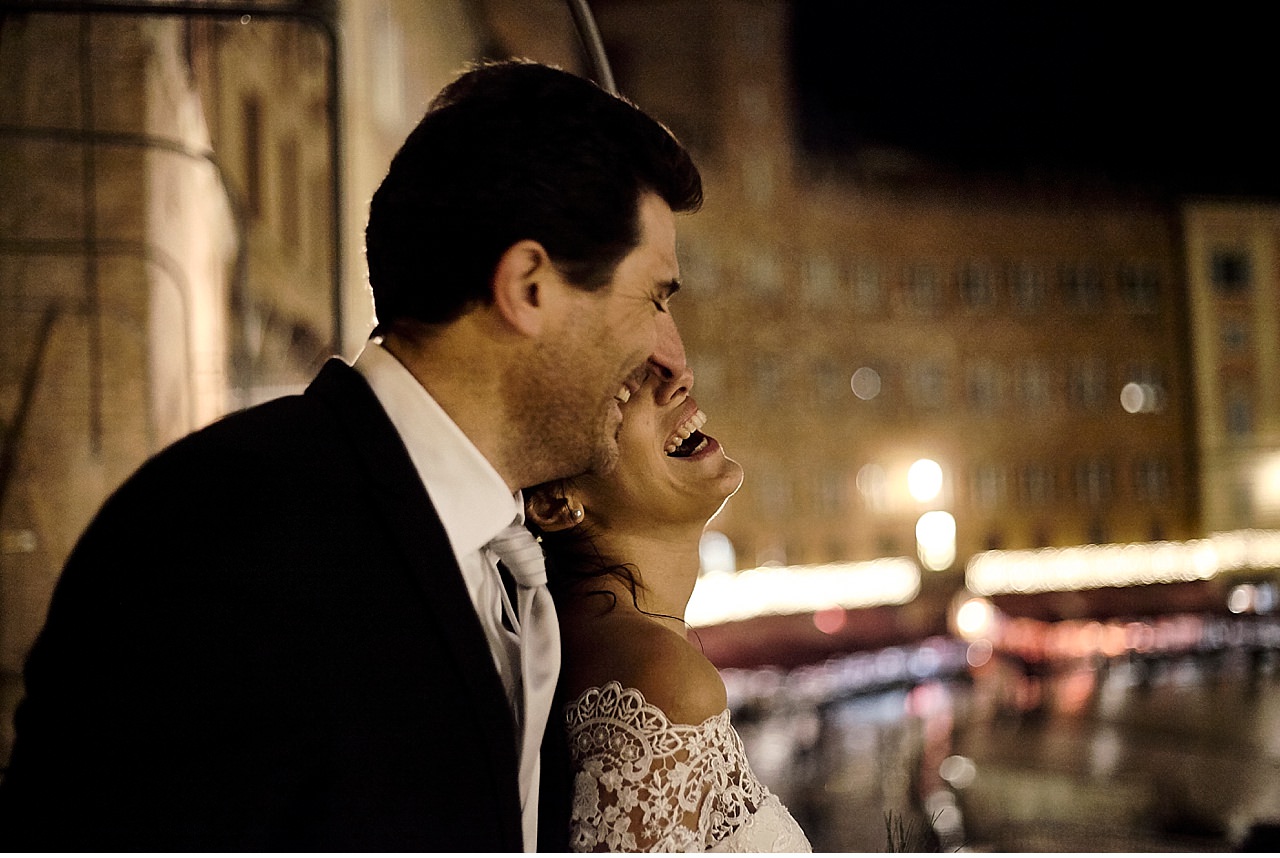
[665, 410, 707, 454]
[615, 386, 632, 404]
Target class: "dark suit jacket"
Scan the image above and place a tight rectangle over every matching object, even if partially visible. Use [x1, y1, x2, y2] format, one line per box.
[0, 359, 570, 851]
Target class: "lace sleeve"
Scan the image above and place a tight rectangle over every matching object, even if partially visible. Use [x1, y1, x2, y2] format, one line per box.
[563, 681, 772, 852]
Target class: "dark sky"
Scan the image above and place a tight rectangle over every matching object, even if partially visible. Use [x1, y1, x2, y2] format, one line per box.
[790, 2, 1279, 197]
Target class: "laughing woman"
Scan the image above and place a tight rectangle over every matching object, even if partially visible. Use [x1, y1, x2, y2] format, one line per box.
[526, 366, 812, 853]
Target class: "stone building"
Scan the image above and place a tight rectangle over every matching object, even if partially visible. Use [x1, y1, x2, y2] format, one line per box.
[591, 0, 1198, 583]
[1183, 201, 1280, 533]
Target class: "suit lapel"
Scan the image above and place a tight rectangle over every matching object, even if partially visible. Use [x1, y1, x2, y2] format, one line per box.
[305, 359, 522, 838]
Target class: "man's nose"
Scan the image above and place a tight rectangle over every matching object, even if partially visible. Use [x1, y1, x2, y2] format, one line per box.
[649, 311, 688, 380]
[651, 313, 693, 404]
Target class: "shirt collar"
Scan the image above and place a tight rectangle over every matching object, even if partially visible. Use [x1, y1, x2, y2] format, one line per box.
[352, 341, 521, 555]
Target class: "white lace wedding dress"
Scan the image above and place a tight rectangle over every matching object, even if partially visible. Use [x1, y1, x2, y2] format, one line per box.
[563, 681, 813, 852]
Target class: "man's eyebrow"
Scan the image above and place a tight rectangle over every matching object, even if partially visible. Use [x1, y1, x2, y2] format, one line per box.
[661, 278, 682, 298]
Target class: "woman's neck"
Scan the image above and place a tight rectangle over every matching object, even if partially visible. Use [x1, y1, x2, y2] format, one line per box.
[577, 524, 704, 635]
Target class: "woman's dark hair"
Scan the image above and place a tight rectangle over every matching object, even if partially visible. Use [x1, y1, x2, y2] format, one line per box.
[525, 482, 644, 611]
[365, 59, 703, 329]
[527, 482, 698, 636]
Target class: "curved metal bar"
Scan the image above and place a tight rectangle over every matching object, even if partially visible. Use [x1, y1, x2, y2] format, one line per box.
[565, 0, 615, 94]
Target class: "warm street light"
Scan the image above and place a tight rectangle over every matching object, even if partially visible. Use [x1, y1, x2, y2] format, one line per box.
[908, 458, 944, 503]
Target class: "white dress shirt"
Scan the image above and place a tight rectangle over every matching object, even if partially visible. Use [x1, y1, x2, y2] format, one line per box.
[352, 342, 540, 845]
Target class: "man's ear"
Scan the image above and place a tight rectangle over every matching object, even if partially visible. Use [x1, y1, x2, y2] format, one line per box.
[492, 239, 557, 337]
[526, 490, 586, 533]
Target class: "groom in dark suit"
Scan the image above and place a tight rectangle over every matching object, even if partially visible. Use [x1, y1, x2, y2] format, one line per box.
[0, 60, 702, 851]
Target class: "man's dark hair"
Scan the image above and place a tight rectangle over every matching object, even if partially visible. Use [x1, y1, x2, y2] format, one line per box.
[365, 59, 703, 329]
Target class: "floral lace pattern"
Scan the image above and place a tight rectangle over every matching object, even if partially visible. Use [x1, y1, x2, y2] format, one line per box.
[563, 682, 812, 852]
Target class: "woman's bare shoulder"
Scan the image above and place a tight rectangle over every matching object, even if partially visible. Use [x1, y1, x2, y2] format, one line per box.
[561, 610, 727, 725]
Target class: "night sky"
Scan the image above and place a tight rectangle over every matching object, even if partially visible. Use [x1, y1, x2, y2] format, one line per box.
[790, 2, 1279, 197]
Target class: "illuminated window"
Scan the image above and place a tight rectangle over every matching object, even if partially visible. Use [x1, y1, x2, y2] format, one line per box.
[811, 359, 845, 407]
[1011, 263, 1047, 314]
[960, 263, 996, 310]
[1013, 359, 1052, 411]
[278, 135, 300, 255]
[1132, 457, 1170, 502]
[803, 253, 839, 304]
[687, 352, 723, 407]
[1067, 357, 1107, 411]
[965, 360, 1003, 414]
[1118, 264, 1160, 314]
[752, 355, 783, 403]
[907, 360, 949, 410]
[744, 248, 781, 297]
[853, 260, 884, 314]
[1062, 264, 1103, 312]
[970, 463, 1007, 509]
[757, 471, 792, 516]
[1074, 457, 1113, 507]
[743, 156, 774, 208]
[679, 242, 719, 295]
[1210, 249, 1251, 295]
[1087, 517, 1108, 544]
[815, 470, 846, 514]
[907, 264, 943, 316]
[1019, 463, 1055, 506]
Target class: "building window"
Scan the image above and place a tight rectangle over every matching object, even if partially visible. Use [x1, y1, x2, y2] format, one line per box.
[803, 253, 839, 305]
[965, 360, 1003, 414]
[687, 352, 723, 408]
[1220, 317, 1250, 353]
[856, 463, 888, 511]
[1067, 357, 1107, 411]
[753, 355, 783, 404]
[1011, 263, 1047, 314]
[1210, 248, 1251, 295]
[241, 93, 263, 219]
[907, 359, 949, 409]
[278, 136, 300, 255]
[1226, 385, 1254, 436]
[1062, 264, 1104, 312]
[1074, 457, 1113, 507]
[1087, 517, 1108, 545]
[960, 263, 996, 310]
[743, 156, 774, 208]
[1019, 463, 1055, 506]
[744, 248, 782, 298]
[853, 260, 884, 314]
[907, 264, 943, 317]
[970, 463, 1007, 510]
[1118, 264, 1160, 314]
[757, 471, 792, 516]
[811, 359, 846, 407]
[815, 470, 846, 514]
[678, 241, 719, 295]
[1132, 457, 1171, 502]
[1013, 359, 1052, 411]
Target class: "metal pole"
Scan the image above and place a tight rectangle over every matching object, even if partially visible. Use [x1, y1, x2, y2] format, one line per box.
[565, 0, 615, 94]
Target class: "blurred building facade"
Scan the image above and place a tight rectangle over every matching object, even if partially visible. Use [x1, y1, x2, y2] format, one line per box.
[1183, 201, 1280, 533]
[592, 0, 1199, 580]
